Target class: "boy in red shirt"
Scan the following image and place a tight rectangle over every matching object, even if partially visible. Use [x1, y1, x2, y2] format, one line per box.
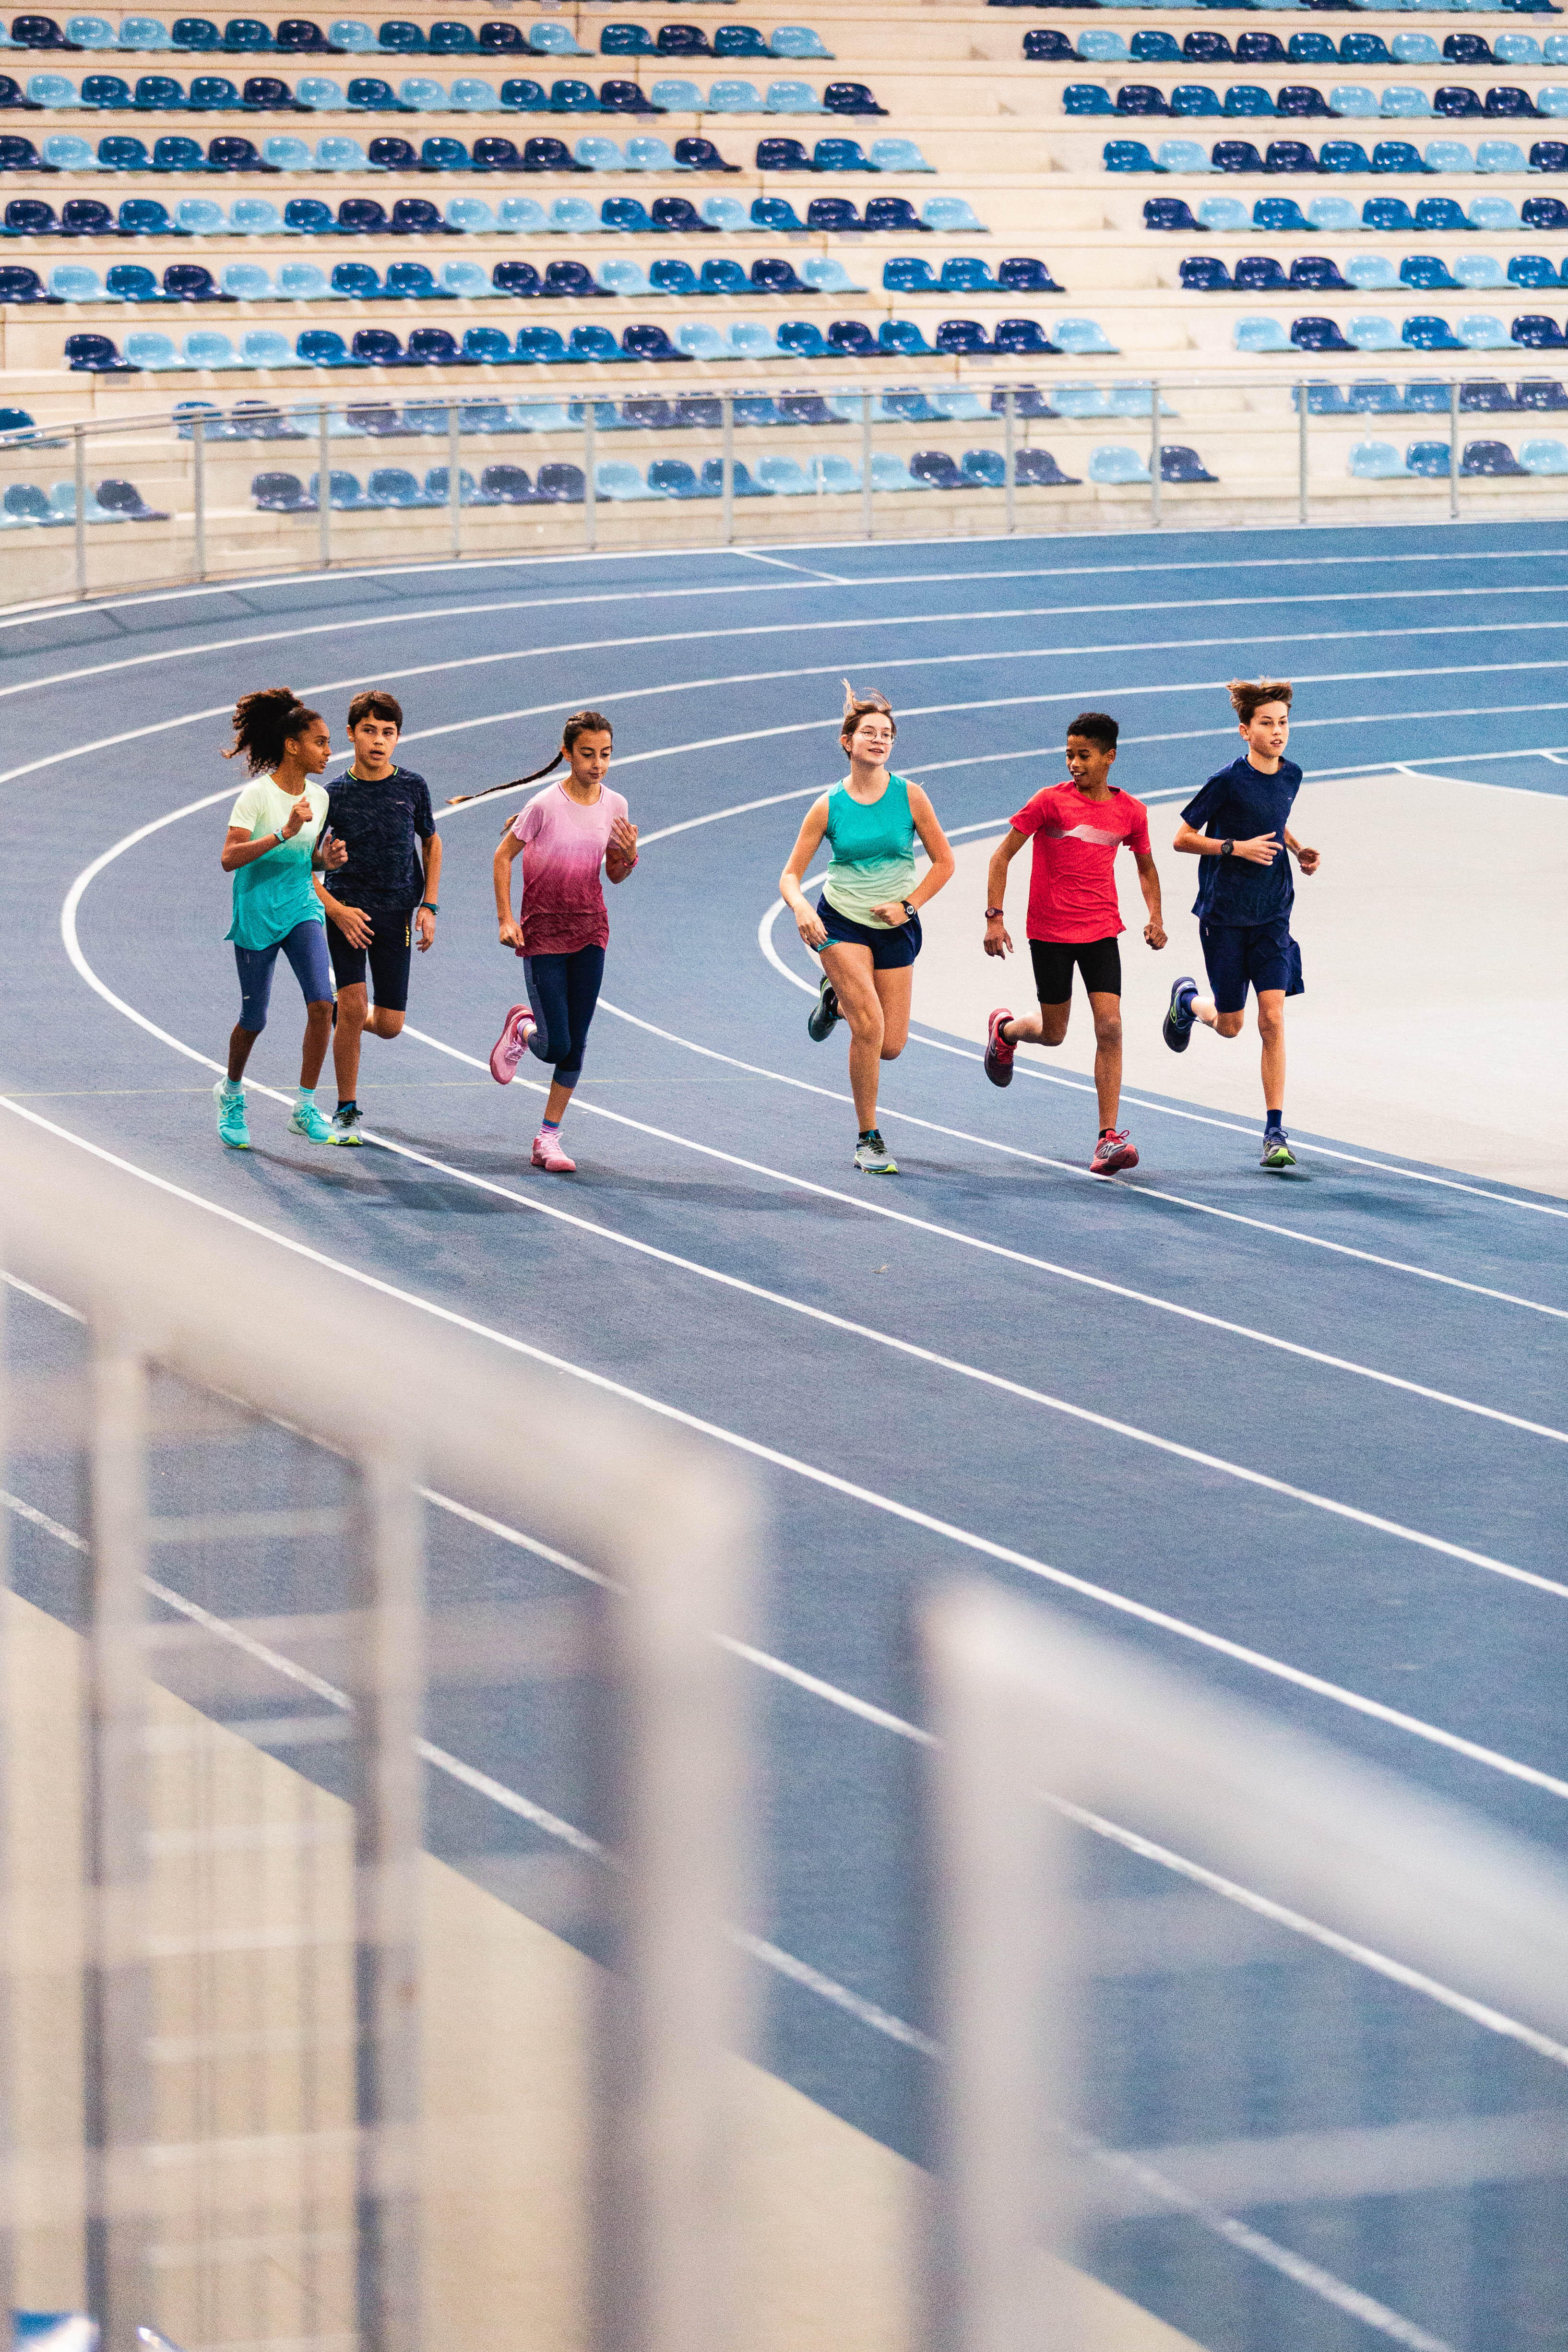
[981, 710, 1167, 1175]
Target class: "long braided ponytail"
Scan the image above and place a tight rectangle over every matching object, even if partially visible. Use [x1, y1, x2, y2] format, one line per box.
[446, 709, 615, 811]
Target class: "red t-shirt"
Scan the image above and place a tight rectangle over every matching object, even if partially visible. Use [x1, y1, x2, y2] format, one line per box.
[1010, 781, 1151, 944]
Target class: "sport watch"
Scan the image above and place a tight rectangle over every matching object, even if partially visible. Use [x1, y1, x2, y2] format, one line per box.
[985, 905, 1006, 919]
[901, 899, 917, 920]
[1219, 839, 1235, 859]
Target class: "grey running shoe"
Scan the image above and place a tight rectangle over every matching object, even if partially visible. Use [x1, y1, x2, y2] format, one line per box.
[331, 1103, 364, 1146]
[808, 974, 841, 1042]
[853, 1130, 897, 1175]
[1261, 1128, 1296, 1170]
[1163, 975, 1196, 1054]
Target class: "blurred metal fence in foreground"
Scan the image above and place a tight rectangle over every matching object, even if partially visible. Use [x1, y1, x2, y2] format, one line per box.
[926, 1583, 1568, 2352]
[0, 1108, 755, 2352]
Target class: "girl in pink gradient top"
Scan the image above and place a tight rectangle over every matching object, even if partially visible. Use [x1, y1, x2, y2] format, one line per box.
[481, 712, 638, 1173]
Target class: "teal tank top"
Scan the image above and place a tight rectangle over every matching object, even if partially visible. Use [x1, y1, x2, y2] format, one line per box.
[821, 773, 916, 930]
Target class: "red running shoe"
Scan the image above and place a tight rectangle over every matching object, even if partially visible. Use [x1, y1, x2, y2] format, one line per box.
[984, 1007, 1016, 1087]
[532, 1129, 576, 1174]
[1091, 1128, 1139, 1176]
[489, 1002, 535, 1085]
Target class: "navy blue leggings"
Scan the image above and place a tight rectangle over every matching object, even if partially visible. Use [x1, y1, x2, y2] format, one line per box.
[234, 919, 334, 1033]
[523, 943, 605, 1090]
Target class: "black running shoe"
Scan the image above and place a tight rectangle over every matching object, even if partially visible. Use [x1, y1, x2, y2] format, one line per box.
[807, 974, 841, 1042]
[1163, 974, 1196, 1054]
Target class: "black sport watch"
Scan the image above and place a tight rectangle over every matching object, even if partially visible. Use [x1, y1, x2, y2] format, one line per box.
[1219, 839, 1235, 859]
[902, 898, 917, 920]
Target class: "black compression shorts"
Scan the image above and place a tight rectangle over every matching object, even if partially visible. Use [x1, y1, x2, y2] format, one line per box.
[327, 905, 414, 1014]
[1029, 935, 1122, 1005]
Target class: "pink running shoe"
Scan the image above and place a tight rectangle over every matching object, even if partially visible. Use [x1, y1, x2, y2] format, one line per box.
[984, 1007, 1016, 1088]
[489, 1002, 535, 1085]
[1091, 1129, 1139, 1176]
[532, 1129, 576, 1174]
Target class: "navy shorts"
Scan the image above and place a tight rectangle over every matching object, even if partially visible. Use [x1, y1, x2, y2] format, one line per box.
[1199, 915, 1304, 1015]
[328, 904, 414, 1014]
[816, 891, 922, 971]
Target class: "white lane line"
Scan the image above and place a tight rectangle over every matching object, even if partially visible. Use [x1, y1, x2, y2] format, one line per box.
[5, 1095, 1567, 1806]
[400, 1022, 1568, 1458]
[9, 1477, 1568, 2079]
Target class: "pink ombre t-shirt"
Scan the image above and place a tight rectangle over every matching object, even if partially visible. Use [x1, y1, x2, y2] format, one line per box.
[511, 779, 629, 957]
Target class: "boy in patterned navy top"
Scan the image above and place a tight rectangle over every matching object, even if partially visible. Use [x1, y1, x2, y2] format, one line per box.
[319, 687, 441, 1142]
[1160, 677, 1320, 1170]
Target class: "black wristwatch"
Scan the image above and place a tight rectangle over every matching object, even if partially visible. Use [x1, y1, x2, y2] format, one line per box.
[1219, 839, 1235, 859]
[902, 898, 917, 920]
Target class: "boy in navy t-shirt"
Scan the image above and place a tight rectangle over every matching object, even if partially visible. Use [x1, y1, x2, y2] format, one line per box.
[1160, 677, 1319, 1168]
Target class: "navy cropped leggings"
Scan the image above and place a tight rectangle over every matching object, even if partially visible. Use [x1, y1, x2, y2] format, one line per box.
[234, 918, 334, 1033]
[522, 943, 605, 1090]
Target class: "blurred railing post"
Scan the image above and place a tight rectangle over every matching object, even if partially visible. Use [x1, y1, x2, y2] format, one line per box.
[1449, 378, 1460, 520]
[192, 412, 206, 583]
[584, 403, 596, 551]
[861, 391, 874, 538]
[74, 422, 88, 600]
[1297, 380, 1309, 526]
[83, 1331, 151, 2352]
[318, 401, 331, 572]
[1148, 380, 1160, 528]
[1003, 387, 1015, 536]
[447, 406, 462, 562]
[721, 392, 734, 546]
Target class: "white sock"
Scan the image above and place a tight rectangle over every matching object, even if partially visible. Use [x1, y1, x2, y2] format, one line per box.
[221, 1077, 243, 1097]
[296, 1084, 314, 1102]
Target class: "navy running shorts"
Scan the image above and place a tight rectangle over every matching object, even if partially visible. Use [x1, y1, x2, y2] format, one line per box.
[1199, 915, 1304, 1015]
[327, 905, 414, 1014]
[1029, 935, 1121, 1005]
[816, 891, 922, 971]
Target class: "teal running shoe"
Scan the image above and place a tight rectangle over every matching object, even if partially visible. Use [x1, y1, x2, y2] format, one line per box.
[214, 1079, 250, 1151]
[289, 1093, 338, 1146]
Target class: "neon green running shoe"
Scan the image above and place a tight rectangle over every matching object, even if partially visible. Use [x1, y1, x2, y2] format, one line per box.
[214, 1079, 250, 1151]
[1261, 1126, 1296, 1171]
[289, 1093, 337, 1146]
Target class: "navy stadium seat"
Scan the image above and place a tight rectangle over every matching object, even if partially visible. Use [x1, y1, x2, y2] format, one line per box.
[392, 195, 448, 233]
[1235, 253, 1290, 289]
[1183, 29, 1233, 63]
[492, 258, 540, 296]
[1180, 254, 1232, 290]
[1277, 86, 1333, 119]
[1212, 140, 1266, 173]
[651, 195, 712, 232]
[1143, 196, 1204, 231]
[864, 197, 925, 233]
[1023, 26, 1074, 60]
[675, 136, 736, 171]
[1291, 253, 1350, 290]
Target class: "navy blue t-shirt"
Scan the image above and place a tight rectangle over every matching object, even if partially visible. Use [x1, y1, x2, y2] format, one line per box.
[324, 765, 434, 911]
[1180, 753, 1302, 927]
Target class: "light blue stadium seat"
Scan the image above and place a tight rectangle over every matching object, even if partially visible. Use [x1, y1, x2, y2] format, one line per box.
[547, 195, 597, 232]
[813, 453, 860, 493]
[1196, 195, 1248, 230]
[1546, 30, 1568, 63]
[1522, 435, 1568, 471]
[575, 135, 623, 169]
[1348, 438, 1406, 476]
[763, 76, 819, 110]
[922, 196, 986, 231]
[701, 193, 747, 229]
[1108, 382, 1175, 416]
[223, 259, 273, 297]
[1425, 139, 1475, 170]
[444, 195, 494, 232]
[870, 137, 932, 172]
[757, 453, 813, 494]
[1349, 314, 1399, 348]
[648, 79, 701, 110]
[185, 325, 242, 366]
[1055, 316, 1118, 355]
[50, 262, 104, 299]
[278, 258, 333, 297]
[509, 400, 571, 430]
[676, 320, 725, 357]
[1454, 251, 1505, 286]
[51, 480, 118, 523]
[28, 73, 79, 106]
[1330, 83, 1378, 116]
[770, 26, 832, 60]
[1306, 194, 1359, 230]
[263, 134, 312, 168]
[118, 18, 166, 48]
[1460, 311, 1510, 345]
[123, 328, 186, 369]
[67, 16, 118, 44]
[1156, 138, 1212, 172]
[1088, 443, 1150, 483]
[315, 135, 365, 168]
[330, 19, 377, 49]
[727, 320, 774, 356]
[1380, 84, 1431, 116]
[398, 76, 443, 108]
[440, 257, 488, 297]
[1475, 140, 1526, 175]
[709, 77, 764, 110]
[802, 254, 865, 293]
[597, 255, 648, 295]
[1345, 252, 1398, 288]
[528, 20, 588, 55]
[1391, 30, 1441, 61]
[870, 451, 923, 491]
[1053, 385, 1111, 417]
[1537, 85, 1568, 116]
[231, 195, 282, 233]
[1496, 30, 1542, 61]
[497, 194, 548, 232]
[1077, 28, 1128, 60]
[1234, 315, 1290, 351]
[596, 459, 657, 500]
[175, 196, 226, 233]
[448, 77, 496, 111]
[296, 75, 344, 107]
[625, 134, 677, 170]
[931, 388, 989, 420]
[1470, 193, 1521, 227]
[43, 133, 95, 169]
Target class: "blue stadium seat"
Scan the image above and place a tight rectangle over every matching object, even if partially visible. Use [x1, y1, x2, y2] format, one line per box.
[1370, 140, 1426, 173]
[118, 194, 173, 231]
[498, 77, 546, 110]
[1514, 312, 1568, 347]
[1405, 442, 1451, 480]
[1105, 139, 1163, 173]
[171, 15, 223, 47]
[1276, 85, 1334, 119]
[491, 257, 539, 297]
[1362, 194, 1416, 231]
[1065, 83, 1116, 117]
[1414, 195, 1470, 231]
[297, 323, 365, 364]
[1131, 27, 1181, 63]
[1225, 84, 1276, 118]
[1238, 254, 1290, 290]
[106, 259, 163, 299]
[1116, 85, 1170, 119]
[878, 317, 931, 356]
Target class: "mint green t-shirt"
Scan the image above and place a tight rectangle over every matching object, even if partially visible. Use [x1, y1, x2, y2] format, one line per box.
[821, 773, 916, 930]
[224, 774, 329, 951]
